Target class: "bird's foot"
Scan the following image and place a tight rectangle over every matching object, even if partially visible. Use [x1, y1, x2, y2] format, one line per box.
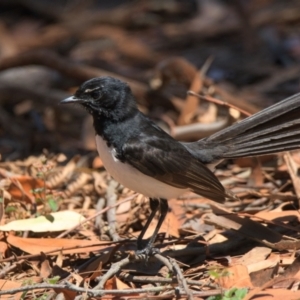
[136, 244, 160, 258]
[136, 238, 160, 259]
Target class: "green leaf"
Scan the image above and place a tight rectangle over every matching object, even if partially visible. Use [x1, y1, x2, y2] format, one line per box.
[208, 269, 221, 279]
[5, 206, 17, 213]
[207, 288, 248, 300]
[46, 276, 60, 284]
[234, 288, 248, 299]
[48, 198, 58, 212]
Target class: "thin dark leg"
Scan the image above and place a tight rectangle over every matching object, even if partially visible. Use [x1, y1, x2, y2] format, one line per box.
[137, 198, 159, 250]
[147, 199, 168, 247]
[137, 198, 169, 255]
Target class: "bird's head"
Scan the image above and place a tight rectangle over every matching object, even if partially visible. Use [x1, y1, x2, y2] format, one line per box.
[61, 76, 137, 120]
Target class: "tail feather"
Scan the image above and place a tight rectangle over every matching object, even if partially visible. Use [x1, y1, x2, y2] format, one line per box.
[189, 93, 300, 161]
[225, 138, 300, 157]
[207, 93, 300, 143]
[227, 121, 300, 146]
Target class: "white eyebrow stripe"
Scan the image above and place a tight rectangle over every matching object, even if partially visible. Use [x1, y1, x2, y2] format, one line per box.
[84, 87, 101, 93]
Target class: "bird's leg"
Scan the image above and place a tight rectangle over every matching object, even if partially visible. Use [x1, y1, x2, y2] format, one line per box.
[137, 198, 159, 250]
[137, 198, 169, 255]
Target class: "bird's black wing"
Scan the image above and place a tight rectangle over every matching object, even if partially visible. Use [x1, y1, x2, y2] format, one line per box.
[121, 131, 228, 203]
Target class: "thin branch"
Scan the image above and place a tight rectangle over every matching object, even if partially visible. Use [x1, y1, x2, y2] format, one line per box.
[0, 280, 224, 298]
[106, 180, 120, 242]
[188, 91, 252, 117]
[168, 257, 193, 300]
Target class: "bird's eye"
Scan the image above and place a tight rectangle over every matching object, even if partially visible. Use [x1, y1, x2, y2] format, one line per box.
[90, 90, 101, 100]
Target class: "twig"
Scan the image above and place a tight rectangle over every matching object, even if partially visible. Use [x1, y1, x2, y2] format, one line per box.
[94, 252, 174, 289]
[106, 180, 120, 242]
[188, 91, 251, 117]
[119, 273, 206, 286]
[168, 257, 193, 300]
[0, 260, 24, 279]
[0, 281, 168, 297]
[153, 253, 173, 272]
[94, 254, 133, 289]
[95, 197, 107, 240]
[94, 251, 193, 290]
[0, 280, 223, 298]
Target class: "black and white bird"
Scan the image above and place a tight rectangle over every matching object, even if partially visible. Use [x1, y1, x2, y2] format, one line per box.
[61, 76, 300, 254]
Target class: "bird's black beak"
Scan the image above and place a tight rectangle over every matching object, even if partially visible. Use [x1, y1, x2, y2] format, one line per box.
[61, 96, 83, 104]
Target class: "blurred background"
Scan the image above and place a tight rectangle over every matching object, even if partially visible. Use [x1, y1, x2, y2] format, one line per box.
[0, 0, 300, 161]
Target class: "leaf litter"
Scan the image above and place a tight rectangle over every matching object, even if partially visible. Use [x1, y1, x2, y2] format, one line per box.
[1, 1, 300, 299]
[0, 145, 300, 299]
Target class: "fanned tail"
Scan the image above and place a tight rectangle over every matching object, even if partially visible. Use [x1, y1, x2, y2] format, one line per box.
[186, 93, 300, 161]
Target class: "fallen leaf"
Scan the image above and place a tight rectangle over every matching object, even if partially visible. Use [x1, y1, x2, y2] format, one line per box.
[0, 210, 86, 232]
[0, 279, 22, 299]
[216, 264, 253, 288]
[250, 262, 279, 288]
[85, 251, 113, 280]
[7, 175, 44, 204]
[40, 257, 52, 278]
[0, 241, 8, 255]
[238, 247, 272, 267]
[255, 210, 300, 222]
[178, 70, 202, 125]
[7, 234, 115, 255]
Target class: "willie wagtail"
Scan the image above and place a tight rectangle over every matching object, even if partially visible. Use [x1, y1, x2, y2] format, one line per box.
[61, 76, 300, 254]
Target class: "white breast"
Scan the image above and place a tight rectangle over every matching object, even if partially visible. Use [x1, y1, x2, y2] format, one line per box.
[95, 135, 187, 199]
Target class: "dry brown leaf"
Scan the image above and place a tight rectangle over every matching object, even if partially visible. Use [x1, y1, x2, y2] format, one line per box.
[216, 264, 253, 288]
[247, 258, 279, 274]
[104, 276, 133, 298]
[40, 257, 53, 279]
[85, 251, 113, 280]
[115, 277, 130, 290]
[54, 284, 77, 300]
[178, 70, 203, 125]
[239, 247, 271, 265]
[0, 241, 8, 255]
[255, 210, 300, 222]
[3, 174, 44, 204]
[0, 279, 22, 299]
[250, 258, 279, 287]
[7, 234, 115, 255]
[275, 255, 300, 287]
[104, 276, 117, 290]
